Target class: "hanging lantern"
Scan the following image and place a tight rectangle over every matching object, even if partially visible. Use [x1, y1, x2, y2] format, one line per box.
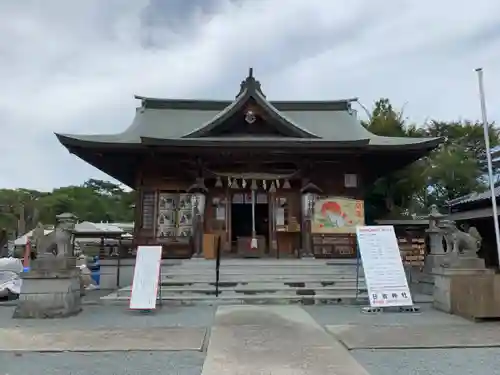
[263, 180, 267, 190]
[283, 179, 291, 189]
[227, 177, 232, 187]
[269, 182, 276, 193]
[232, 178, 239, 189]
[276, 180, 280, 188]
[242, 179, 247, 188]
[250, 179, 257, 190]
[215, 176, 223, 188]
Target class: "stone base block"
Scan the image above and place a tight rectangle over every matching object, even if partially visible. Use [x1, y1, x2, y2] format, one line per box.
[31, 256, 77, 271]
[451, 256, 485, 269]
[432, 267, 500, 320]
[424, 254, 447, 273]
[13, 269, 82, 319]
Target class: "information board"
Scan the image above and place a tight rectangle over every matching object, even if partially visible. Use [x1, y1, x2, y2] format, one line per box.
[356, 225, 413, 307]
[129, 245, 162, 310]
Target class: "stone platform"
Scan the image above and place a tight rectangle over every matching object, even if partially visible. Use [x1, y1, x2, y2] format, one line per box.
[13, 257, 82, 319]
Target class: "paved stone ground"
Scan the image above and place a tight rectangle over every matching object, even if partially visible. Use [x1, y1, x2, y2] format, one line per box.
[352, 348, 500, 375]
[0, 327, 206, 351]
[327, 323, 500, 349]
[0, 304, 217, 329]
[201, 305, 369, 375]
[305, 305, 500, 375]
[304, 304, 473, 327]
[1, 302, 500, 374]
[0, 351, 205, 375]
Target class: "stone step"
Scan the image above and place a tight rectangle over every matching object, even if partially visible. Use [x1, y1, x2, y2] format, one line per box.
[105, 258, 366, 306]
[116, 284, 366, 295]
[172, 262, 359, 267]
[178, 259, 358, 266]
[101, 293, 368, 305]
[161, 276, 364, 284]
[170, 262, 362, 271]
[162, 271, 363, 277]
[163, 270, 362, 276]
[159, 280, 363, 288]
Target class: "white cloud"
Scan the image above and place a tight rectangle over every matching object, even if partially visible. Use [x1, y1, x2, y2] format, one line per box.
[1, 0, 500, 190]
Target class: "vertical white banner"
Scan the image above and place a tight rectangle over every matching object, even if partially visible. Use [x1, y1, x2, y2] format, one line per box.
[129, 245, 162, 310]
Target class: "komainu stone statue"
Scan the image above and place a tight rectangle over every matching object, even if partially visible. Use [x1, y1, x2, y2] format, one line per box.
[31, 222, 45, 251]
[53, 213, 76, 257]
[440, 222, 484, 269]
[13, 212, 82, 319]
[437, 219, 456, 253]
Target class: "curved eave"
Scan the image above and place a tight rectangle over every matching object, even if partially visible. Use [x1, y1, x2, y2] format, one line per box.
[367, 136, 444, 152]
[55, 133, 140, 188]
[55, 133, 141, 149]
[140, 137, 369, 149]
[182, 88, 320, 139]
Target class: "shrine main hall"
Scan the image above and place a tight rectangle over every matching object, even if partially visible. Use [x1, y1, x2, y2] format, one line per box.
[56, 69, 441, 259]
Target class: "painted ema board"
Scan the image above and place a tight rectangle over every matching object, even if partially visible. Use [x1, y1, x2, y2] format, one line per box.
[129, 246, 162, 310]
[356, 226, 413, 307]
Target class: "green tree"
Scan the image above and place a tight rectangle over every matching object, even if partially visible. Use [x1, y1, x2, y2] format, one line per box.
[362, 99, 427, 221]
[0, 179, 135, 238]
[362, 98, 500, 220]
[426, 145, 483, 205]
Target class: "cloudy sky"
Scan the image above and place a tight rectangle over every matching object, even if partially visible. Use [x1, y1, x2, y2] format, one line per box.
[1, 0, 500, 191]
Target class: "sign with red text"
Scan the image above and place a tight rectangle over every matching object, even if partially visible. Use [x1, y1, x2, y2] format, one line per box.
[356, 225, 413, 307]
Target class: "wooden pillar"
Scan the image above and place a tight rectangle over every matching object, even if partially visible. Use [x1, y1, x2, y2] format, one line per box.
[269, 191, 277, 257]
[191, 193, 206, 257]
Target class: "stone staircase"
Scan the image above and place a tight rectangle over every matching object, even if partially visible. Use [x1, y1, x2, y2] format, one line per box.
[102, 258, 368, 305]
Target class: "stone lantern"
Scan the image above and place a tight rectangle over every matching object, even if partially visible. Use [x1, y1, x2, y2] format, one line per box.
[426, 205, 446, 255]
[424, 204, 447, 273]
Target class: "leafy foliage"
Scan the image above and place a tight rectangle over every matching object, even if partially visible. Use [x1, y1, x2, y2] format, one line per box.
[362, 98, 499, 221]
[0, 179, 135, 238]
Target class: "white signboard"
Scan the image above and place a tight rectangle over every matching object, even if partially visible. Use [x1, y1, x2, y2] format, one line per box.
[356, 225, 413, 307]
[129, 245, 162, 310]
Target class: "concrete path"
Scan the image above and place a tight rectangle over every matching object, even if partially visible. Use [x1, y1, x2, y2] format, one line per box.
[0, 327, 206, 352]
[201, 305, 369, 375]
[327, 323, 500, 349]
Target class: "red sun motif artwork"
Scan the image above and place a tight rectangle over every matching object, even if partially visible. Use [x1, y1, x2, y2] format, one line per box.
[313, 198, 364, 233]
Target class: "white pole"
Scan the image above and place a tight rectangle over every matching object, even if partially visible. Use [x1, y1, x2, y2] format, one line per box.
[475, 67, 500, 264]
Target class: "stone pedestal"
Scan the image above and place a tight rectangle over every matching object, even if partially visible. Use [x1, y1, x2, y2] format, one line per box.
[432, 266, 497, 319]
[13, 256, 82, 319]
[424, 254, 447, 274]
[452, 256, 486, 269]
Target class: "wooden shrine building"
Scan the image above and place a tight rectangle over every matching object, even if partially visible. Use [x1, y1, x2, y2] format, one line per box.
[56, 69, 442, 259]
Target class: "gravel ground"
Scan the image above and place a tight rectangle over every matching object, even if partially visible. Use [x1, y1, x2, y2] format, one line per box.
[352, 348, 500, 375]
[0, 304, 217, 329]
[305, 304, 473, 326]
[0, 351, 205, 375]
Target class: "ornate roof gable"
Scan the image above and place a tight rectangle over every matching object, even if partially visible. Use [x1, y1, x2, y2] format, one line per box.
[182, 68, 320, 139]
